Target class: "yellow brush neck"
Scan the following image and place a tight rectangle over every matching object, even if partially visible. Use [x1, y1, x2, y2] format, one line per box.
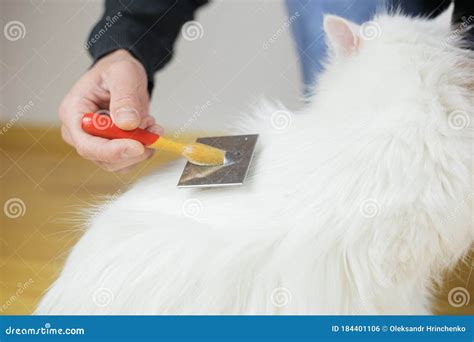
[148, 136, 226, 166]
[149, 136, 187, 155]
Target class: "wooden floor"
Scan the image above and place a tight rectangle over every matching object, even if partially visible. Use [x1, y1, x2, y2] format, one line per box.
[0, 125, 473, 315]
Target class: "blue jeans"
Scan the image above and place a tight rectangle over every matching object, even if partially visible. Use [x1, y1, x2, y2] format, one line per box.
[285, 0, 436, 94]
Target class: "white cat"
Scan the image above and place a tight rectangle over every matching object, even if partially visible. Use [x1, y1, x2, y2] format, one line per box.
[37, 11, 473, 314]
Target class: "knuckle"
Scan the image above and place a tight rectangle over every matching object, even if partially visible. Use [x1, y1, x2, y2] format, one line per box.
[113, 94, 140, 106]
[108, 59, 136, 74]
[58, 99, 69, 120]
[75, 142, 95, 160]
[98, 148, 122, 163]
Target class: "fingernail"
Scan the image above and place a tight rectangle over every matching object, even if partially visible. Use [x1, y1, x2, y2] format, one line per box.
[121, 145, 143, 159]
[115, 106, 140, 128]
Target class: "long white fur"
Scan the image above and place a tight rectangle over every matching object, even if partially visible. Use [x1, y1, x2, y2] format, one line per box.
[37, 10, 473, 314]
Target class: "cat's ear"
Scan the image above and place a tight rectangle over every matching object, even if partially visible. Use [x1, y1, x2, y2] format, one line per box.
[323, 15, 361, 56]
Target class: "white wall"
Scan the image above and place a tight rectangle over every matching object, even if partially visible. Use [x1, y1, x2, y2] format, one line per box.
[0, 0, 302, 131]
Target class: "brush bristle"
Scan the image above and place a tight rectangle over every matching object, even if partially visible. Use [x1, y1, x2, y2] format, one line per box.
[182, 143, 226, 166]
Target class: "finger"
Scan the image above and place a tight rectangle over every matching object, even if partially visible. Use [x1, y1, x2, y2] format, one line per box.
[139, 115, 155, 129]
[95, 148, 154, 172]
[147, 123, 165, 136]
[103, 60, 150, 130]
[61, 125, 74, 146]
[77, 138, 145, 163]
[60, 95, 146, 163]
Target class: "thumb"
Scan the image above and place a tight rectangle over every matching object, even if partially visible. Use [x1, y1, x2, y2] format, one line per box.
[105, 60, 149, 130]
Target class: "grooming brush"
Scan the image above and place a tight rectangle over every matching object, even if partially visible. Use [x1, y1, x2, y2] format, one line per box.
[82, 112, 258, 187]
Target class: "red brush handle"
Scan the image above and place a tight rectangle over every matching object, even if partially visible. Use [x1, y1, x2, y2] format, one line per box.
[81, 112, 159, 146]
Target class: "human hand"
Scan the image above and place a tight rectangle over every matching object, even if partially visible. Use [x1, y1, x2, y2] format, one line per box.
[59, 49, 163, 172]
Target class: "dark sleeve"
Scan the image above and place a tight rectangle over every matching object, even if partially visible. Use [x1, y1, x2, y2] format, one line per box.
[392, 0, 473, 49]
[452, 0, 474, 48]
[87, 0, 208, 93]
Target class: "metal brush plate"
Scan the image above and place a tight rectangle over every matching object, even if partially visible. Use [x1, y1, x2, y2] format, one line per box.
[177, 134, 259, 188]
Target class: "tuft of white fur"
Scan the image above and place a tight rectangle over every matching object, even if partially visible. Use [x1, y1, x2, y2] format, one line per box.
[37, 11, 473, 315]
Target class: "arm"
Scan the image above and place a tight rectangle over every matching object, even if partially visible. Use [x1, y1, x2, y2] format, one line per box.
[391, 0, 473, 48]
[59, 0, 208, 172]
[88, 0, 208, 93]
